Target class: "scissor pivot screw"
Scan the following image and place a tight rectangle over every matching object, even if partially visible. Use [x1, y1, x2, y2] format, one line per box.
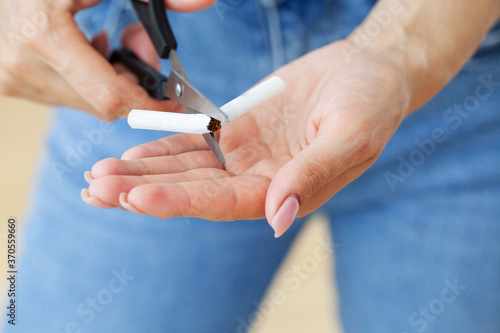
[175, 83, 183, 97]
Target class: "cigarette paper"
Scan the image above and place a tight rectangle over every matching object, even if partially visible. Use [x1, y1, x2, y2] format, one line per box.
[220, 76, 285, 123]
[127, 76, 285, 134]
[128, 110, 212, 134]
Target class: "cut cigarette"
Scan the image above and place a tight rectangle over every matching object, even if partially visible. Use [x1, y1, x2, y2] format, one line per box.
[128, 111, 214, 134]
[128, 76, 285, 134]
[220, 76, 284, 123]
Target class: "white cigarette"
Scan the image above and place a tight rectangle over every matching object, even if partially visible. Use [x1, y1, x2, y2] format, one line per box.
[128, 111, 214, 134]
[128, 76, 285, 134]
[220, 76, 285, 123]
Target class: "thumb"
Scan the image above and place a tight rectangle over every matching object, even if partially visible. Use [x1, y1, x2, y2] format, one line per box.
[266, 138, 347, 238]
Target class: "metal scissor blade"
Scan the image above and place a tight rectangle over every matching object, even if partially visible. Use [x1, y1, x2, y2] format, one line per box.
[203, 133, 225, 165]
[168, 50, 226, 163]
[168, 50, 189, 83]
[166, 50, 227, 122]
[164, 71, 229, 122]
[185, 106, 225, 164]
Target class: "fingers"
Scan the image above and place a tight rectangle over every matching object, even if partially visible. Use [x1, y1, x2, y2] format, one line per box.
[0, 0, 215, 120]
[34, 15, 148, 118]
[123, 174, 269, 220]
[0, 59, 96, 112]
[81, 188, 116, 209]
[23, 12, 179, 120]
[91, 150, 221, 178]
[85, 135, 227, 212]
[87, 168, 230, 207]
[0, 25, 95, 109]
[85, 167, 270, 221]
[121, 134, 209, 160]
[267, 157, 379, 238]
[0, 3, 178, 119]
[265, 122, 381, 236]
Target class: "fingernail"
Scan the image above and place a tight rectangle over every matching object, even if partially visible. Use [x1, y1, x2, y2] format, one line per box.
[81, 188, 116, 209]
[84, 171, 94, 184]
[271, 195, 300, 238]
[119, 192, 146, 215]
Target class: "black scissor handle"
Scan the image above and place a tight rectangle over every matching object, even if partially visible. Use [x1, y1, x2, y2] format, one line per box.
[110, 50, 168, 100]
[131, 0, 177, 59]
[109, 0, 177, 99]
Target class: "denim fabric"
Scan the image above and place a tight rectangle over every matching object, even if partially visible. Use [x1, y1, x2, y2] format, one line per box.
[329, 46, 500, 332]
[5, 0, 500, 332]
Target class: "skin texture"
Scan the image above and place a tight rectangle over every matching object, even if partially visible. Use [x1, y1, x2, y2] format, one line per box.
[0, 0, 216, 119]
[2, 0, 500, 236]
[85, 41, 409, 229]
[84, 0, 500, 237]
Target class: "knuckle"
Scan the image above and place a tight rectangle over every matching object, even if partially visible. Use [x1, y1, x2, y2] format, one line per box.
[352, 124, 380, 161]
[303, 162, 331, 196]
[350, 114, 376, 135]
[345, 116, 380, 161]
[94, 86, 125, 116]
[356, 137, 378, 161]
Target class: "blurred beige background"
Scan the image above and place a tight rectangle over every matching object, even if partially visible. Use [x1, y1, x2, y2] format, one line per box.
[0, 96, 342, 333]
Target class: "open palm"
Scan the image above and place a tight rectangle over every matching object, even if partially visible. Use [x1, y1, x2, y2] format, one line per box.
[83, 40, 410, 236]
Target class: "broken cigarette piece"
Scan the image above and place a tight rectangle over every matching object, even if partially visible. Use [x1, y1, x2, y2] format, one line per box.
[128, 111, 213, 134]
[220, 76, 285, 124]
[128, 76, 285, 134]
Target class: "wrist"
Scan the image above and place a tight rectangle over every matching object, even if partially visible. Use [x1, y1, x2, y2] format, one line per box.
[351, 23, 435, 114]
[347, 0, 500, 114]
[343, 25, 421, 117]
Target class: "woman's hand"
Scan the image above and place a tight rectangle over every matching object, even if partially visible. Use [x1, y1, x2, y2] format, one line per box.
[82, 0, 500, 237]
[83, 39, 411, 236]
[0, 0, 216, 120]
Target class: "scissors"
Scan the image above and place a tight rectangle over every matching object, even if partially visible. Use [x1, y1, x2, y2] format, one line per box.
[110, 0, 228, 164]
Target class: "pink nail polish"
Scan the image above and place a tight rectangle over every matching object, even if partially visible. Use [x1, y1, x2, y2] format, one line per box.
[119, 192, 146, 215]
[271, 195, 300, 238]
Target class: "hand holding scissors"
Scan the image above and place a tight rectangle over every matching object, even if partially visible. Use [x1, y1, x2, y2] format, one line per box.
[111, 0, 228, 163]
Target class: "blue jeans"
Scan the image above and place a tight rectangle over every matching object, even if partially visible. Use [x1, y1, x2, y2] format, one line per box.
[5, 0, 500, 332]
